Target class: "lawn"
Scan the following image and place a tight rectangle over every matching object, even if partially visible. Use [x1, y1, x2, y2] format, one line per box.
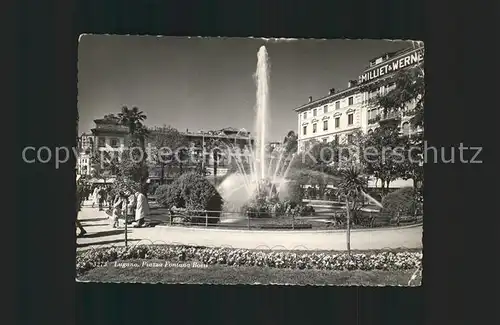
[78, 259, 420, 286]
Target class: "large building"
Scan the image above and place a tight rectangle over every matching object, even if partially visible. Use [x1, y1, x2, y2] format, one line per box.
[294, 45, 424, 152]
[77, 114, 256, 182]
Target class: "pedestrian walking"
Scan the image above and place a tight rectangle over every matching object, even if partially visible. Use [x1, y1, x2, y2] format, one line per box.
[91, 186, 99, 208]
[111, 192, 126, 228]
[76, 182, 87, 237]
[98, 186, 106, 211]
[125, 190, 136, 225]
[132, 190, 149, 228]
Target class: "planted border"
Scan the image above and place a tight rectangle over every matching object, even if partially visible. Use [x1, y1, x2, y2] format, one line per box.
[76, 244, 422, 276]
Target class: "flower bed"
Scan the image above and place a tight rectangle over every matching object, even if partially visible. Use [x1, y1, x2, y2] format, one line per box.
[76, 245, 422, 276]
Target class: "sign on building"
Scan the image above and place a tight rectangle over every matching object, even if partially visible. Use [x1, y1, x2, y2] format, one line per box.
[358, 49, 424, 84]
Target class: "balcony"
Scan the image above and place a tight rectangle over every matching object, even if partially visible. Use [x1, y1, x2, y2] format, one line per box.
[379, 111, 402, 124]
[368, 115, 381, 125]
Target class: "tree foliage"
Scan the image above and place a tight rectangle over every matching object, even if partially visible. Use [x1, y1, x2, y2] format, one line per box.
[362, 125, 406, 194]
[363, 63, 424, 128]
[283, 130, 298, 154]
[156, 172, 223, 224]
[381, 187, 420, 217]
[147, 125, 188, 184]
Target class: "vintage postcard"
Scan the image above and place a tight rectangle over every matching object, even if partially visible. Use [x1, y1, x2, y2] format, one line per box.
[76, 35, 423, 285]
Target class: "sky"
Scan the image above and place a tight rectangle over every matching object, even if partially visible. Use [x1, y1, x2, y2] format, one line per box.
[78, 36, 413, 142]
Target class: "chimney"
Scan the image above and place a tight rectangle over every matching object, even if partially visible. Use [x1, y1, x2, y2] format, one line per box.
[348, 80, 358, 88]
[329, 88, 335, 95]
[308, 96, 313, 103]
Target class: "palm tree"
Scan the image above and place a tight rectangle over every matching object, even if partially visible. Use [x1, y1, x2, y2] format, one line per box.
[336, 164, 367, 255]
[117, 106, 148, 191]
[117, 106, 147, 145]
[205, 138, 224, 186]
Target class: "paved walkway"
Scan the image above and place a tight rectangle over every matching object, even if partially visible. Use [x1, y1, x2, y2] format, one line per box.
[77, 202, 423, 251]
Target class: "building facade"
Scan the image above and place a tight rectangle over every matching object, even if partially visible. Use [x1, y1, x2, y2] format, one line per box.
[294, 45, 424, 152]
[76, 114, 257, 181]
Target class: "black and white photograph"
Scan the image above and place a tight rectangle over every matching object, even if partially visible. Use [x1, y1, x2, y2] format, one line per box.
[75, 36, 424, 285]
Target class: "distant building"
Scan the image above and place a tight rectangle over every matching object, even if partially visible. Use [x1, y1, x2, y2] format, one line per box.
[293, 45, 424, 190]
[294, 45, 424, 152]
[78, 115, 256, 181]
[90, 114, 129, 151]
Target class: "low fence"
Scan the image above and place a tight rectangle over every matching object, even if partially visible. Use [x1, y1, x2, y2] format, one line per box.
[78, 202, 422, 248]
[147, 207, 423, 230]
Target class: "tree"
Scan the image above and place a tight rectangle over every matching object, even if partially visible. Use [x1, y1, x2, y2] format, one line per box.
[117, 106, 147, 142]
[362, 125, 406, 195]
[335, 164, 368, 255]
[204, 138, 224, 186]
[363, 62, 424, 128]
[400, 132, 424, 194]
[283, 130, 298, 155]
[148, 125, 188, 184]
[90, 150, 119, 183]
[117, 106, 149, 192]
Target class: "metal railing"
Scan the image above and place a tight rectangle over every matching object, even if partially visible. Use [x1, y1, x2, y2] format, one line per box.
[146, 206, 422, 230]
[78, 202, 422, 248]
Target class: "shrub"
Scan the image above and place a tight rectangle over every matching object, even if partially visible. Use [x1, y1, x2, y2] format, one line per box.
[381, 187, 419, 217]
[283, 181, 304, 206]
[110, 177, 140, 198]
[156, 184, 185, 209]
[157, 172, 223, 224]
[76, 244, 422, 276]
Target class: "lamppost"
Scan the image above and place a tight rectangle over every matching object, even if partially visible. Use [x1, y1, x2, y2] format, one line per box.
[201, 132, 205, 175]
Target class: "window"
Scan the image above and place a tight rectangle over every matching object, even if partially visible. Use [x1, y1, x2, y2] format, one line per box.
[334, 135, 339, 144]
[323, 120, 328, 131]
[110, 138, 119, 148]
[303, 112, 307, 119]
[313, 109, 317, 117]
[322, 138, 327, 143]
[323, 105, 328, 114]
[347, 134, 353, 144]
[303, 126, 307, 135]
[97, 137, 105, 147]
[313, 123, 317, 133]
[335, 117, 340, 128]
[348, 96, 354, 105]
[335, 101, 340, 110]
[348, 113, 354, 125]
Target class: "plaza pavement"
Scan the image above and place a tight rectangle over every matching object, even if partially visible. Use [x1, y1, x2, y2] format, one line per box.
[76, 201, 423, 251]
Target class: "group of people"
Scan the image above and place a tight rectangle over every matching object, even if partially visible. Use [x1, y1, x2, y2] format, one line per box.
[90, 186, 112, 211]
[110, 190, 149, 229]
[76, 182, 150, 237]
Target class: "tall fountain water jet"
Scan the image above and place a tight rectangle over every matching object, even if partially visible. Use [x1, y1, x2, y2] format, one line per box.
[254, 46, 270, 182]
[218, 45, 296, 217]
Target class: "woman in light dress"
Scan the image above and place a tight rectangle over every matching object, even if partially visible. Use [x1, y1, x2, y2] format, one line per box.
[91, 186, 100, 208]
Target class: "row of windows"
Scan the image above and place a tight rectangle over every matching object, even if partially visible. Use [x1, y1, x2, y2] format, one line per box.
[367, 122, 412, 135]
[97, 137, 120, 148]
[303, 133, 355, 149]
[303, 96, 354, 119]
[303, 113, 354, 135]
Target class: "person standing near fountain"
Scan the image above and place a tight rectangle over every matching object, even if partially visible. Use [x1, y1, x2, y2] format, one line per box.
[132, 190, 149, 228]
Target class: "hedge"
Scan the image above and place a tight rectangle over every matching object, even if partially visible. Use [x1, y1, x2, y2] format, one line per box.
[76, 244, 422, 276]
[156, 172, 223, 224]
[381, 187, 420, 217]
